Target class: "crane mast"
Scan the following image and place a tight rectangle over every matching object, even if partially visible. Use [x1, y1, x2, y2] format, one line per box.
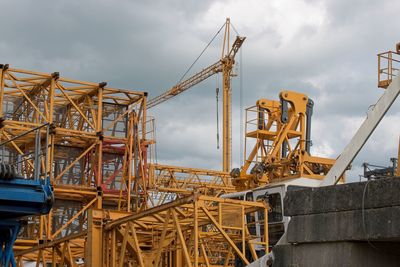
[147, 18, 245, 172]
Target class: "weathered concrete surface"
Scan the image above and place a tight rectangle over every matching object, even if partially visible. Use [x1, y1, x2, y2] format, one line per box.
[270, 178, 400, 267]
[287, 206, 400, 243]
[284, 177, 400, 216]
[273, 242, 400, 267]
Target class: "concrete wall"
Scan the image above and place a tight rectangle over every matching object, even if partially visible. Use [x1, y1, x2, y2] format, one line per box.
[270, 177, 400, 267]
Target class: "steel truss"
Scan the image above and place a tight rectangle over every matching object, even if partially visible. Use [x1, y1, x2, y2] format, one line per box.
[0, 65, 148, 263]
[16, 195, 268, 266]
[233, 91, 339, 189]
[3, 65, 248, 266]
[147, 164, 235, 205]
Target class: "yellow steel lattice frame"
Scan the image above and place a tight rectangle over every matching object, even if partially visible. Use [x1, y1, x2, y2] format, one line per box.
[16, 195, 268, 266]
[3, 65, 248, 266]
[146, 18, 245, 173]
[148, 164, 235, 199]
[233, 91, 339, 190]
[86, 194, 268, 267]
[0, 65, 149, 261]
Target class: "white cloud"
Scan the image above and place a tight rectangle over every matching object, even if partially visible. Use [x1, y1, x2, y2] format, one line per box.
[200, 0, 325, 43]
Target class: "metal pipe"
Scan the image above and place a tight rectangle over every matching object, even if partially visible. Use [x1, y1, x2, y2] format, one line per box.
[280, 99, 288, 123]
[0, 123, 49, 147]
[45, 124, 49, 184]
[306, 99, 314, 154]
[282, 141, 288, 158]
[33, 129, 40, 181]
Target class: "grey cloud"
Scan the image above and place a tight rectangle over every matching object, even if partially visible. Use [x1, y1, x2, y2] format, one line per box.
[2, 0, 400, 182]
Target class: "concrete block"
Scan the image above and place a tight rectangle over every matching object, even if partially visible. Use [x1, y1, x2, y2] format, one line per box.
[286, 206, 400, 243]
[272, 242, 400, 267]
[284, 177, 400, 216]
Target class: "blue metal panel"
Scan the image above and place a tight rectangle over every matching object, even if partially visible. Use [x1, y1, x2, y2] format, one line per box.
[0, 220, 20, 267]
[0, 177, 53, 219]
[0, 176, 54, 266]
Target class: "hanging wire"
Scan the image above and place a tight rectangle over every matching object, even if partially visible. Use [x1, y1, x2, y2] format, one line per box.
[230, 23, 240, 35]
[239, 39, 244, 165]
[230, 74, 233, 170]
[216, 74, 220, 150]
[231, 21, 243, 165]
[177, 22, 226, 84]
[154, 119, 158, 164]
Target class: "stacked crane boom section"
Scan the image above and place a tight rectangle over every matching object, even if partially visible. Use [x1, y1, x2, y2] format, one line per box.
[0, 65, 149, 263]
[2, 66, 268, 266]
[86, 194, 268, 266]
[148, 164, 235, 196]
[15, 195, 268, 266]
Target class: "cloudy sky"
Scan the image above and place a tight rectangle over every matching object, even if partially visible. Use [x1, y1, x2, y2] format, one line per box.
[2, 0, 400, 182]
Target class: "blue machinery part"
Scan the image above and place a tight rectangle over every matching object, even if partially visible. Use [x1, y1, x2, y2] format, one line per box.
[0, 171, 53, 267]
[0, 123, 54, 266]
[0, 176, 53, 219]
[0, 221, 20, 267]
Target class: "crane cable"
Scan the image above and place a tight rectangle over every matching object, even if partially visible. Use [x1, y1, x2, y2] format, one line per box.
[177, 22, 226, 84]
[231, 23, 240, 36]
[239, 40, 244, 165]
[216, 74, 220, 150]
[231, 22, 244, 165]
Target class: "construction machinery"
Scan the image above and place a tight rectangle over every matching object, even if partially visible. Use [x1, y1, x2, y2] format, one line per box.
[0, 176, 53, 267]
[231, 90, 338, 190]
[1, 64, 268, 266]
[147, 164, 235, 204]
[86, 194, 268, 266]
[0, 123, 53, 267]
[362, 138, 400, 181]
[362, 158, 398, 180]
[220, 90, 340, 256]
[148, 18, 245, 172]
[212, 43, 400, 266]
[4, 18, 400, 267]
[0, 65, 149, 265]
[262, 43, 400, 267]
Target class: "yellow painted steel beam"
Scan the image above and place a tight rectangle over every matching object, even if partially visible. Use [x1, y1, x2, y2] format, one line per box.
[95, 195, 268, 266]
[234, 91, 339, 190]
[1, 66, 148, 264]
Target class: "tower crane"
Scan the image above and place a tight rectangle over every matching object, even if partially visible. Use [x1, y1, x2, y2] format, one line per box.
[147, 18, 245, 172]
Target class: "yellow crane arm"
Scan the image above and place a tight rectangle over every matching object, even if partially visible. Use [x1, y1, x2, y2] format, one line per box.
[147, 61, 223, 109]
[147, 36, 245, 109]
[228, 36, 245, 58]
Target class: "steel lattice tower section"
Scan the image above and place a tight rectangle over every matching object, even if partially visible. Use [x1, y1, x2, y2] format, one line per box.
[1, 65, 269, 266]
[0, 65, 148, 263]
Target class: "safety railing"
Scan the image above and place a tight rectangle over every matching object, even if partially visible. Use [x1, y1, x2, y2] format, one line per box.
[244, 105, 279, 165]
[0, 123, 50, 181]
[378, 50, 400, 88]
